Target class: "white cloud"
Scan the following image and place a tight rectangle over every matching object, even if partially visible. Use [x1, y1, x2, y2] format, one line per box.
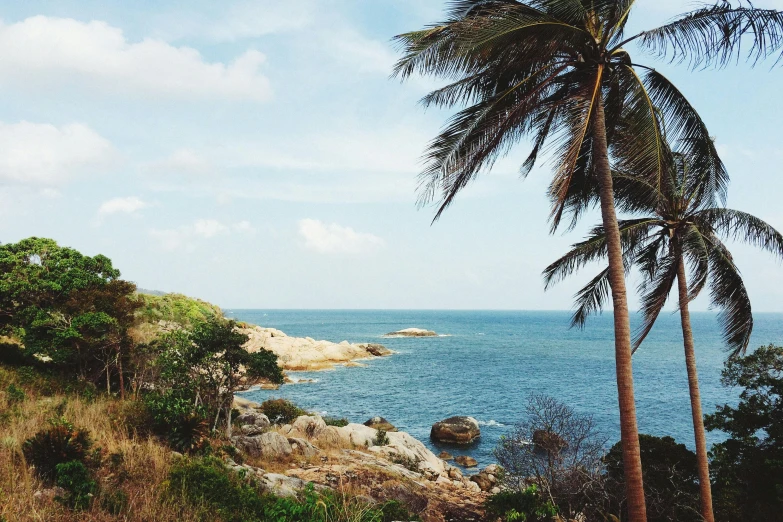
[0, 16, 272, 101]
[146, 148, 213, 176]
[202, 0, 314, 41]
[298, 219, 385, 254]
[98, 196, 148, 216]
[0, 121, 114, 185]
[150, 218, 254, 251]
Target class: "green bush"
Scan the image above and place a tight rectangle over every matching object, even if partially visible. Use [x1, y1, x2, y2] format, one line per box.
[22, 419, 92, 482]
[245, 349, 285, 385]
[324, 416, 349, 427]
[6, 383, 24, 404]
[259, 398, 307, 425]
[485, 485, 558, 522]
[144, 392, 209, 453]
[168, 456, 418, 522]
[373, 429, 390, 446]
[55, 460, 97, 510]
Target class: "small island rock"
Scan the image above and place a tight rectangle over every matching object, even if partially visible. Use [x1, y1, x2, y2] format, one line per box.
[439, 451, 454, 460]
[454, 455, 478, 468]
[385, 328, 438, 337]
[364, 416, 397, 432]
[430, 416, 481, 444]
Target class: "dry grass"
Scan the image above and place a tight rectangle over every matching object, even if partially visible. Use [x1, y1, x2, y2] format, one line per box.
[0, 368, 207, 522]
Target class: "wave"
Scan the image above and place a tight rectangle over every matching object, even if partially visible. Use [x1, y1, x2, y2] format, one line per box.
[287, 376, 319, 384]
[477, 419, 507, 428]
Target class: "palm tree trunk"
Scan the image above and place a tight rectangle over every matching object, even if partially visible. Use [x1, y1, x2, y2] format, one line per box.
[593, 95, 648, 522]
[676, 254, 715, 522]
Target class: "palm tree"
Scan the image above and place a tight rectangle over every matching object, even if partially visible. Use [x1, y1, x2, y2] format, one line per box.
[544, 151, 783, 522]
[393, 3, 783, 520]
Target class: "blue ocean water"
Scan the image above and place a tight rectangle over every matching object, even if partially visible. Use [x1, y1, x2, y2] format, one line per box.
[228, 310, 783, 468]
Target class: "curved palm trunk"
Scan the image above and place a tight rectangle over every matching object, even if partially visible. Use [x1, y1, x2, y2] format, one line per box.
[676, 255, 715, 522]
[593, 97, 648, 522]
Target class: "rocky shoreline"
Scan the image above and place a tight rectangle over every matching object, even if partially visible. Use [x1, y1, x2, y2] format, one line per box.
[231, 398, 500, 522]
[240, 324, 393, 372]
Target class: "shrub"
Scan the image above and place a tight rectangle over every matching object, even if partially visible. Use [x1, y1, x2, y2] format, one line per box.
[373, 429, 390, 446]
[259, 398, 306, 425]
[604, 434, 699, 522]
[485, 485, 558, 522]
[107, 400, 153, 438]
[144, 392, 209, 453]
[6, 383, 24, 404]
[22, 419, 91, 482]
[55, 460, 97, 510]
[168, 457, 419, 522]
[324, 416, 349, 427]
[244, 349, 284, 385]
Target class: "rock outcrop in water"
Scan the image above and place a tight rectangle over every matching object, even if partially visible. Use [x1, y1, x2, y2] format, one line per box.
[364, 416, 397, 432]
[385, 328, 438, 337]
[240, 325, 392, 371]
[430, 416, 481, 444]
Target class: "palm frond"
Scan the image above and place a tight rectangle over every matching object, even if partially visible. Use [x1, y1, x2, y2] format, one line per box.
[548, 66, 604, 230]
[609, 65, 669, 196]
[543, 217, 658, 288]
[633, 249, 678, 352]
[641, 69, 728, 206]
[634, 3, 783, 69]
[681, 224, 710, 301]
[703, 234, 753, 357]
[698, 208, 783, 258]
[571, 267, 612, 328]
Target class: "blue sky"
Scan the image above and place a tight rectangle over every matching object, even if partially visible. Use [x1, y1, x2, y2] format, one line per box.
[1, 0, 782, 310]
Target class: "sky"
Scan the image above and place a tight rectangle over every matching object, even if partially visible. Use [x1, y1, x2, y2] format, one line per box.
[1, 0, 782, 311]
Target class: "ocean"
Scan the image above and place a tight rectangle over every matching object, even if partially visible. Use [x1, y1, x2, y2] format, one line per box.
[227, 310, 783, 468]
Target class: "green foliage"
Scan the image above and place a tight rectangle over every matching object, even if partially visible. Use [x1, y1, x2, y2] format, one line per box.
[0, 237, 140, 390]
[144, 391, 209, 453]
[485, 485, 558, 522]
[259, 398, 307, 425]
[168, 457, 418, 522]
[22, 418, 92, 482]
[6, 383, 24, 404]
[55, 460, 97, 510]
[604, 434, 699, 522]
[135, 292, 222, 328]
[706, 345, 783, 522]
[244, 348, 284, 385]
[373, 428, 390, 446]
[323, 416, 349, 427]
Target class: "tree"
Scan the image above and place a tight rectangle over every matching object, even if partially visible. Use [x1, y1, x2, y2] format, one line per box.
[149, 317, 284, 438]
[544, 150, 783, 520]
[394, 4, 783, 520]
[705, 345, 783, 522]
[0, 238, 140, 393]
[605, 435, 700, 522]
[494, 395, 608, 519]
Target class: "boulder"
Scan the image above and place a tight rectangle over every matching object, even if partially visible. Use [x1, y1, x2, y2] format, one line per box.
[287, 437, 320, 458]
[385, 328, 437, 337]
[454, 455, 478, 468]
[430, 416, 481, 444]
[439, 451, 454, 460]
[233, 432, 292, 459]
[470, 473, 493, 491]
[236, 411, 271, 429]
[364, 416, 397, 432]
[240, 424, 266, 436]
[258, 473, 307, 498]
[532, 430, 568, 454]
[361, 343, 392, 356]
[241, 326, 392, 371]
[470, 465, 503, 492]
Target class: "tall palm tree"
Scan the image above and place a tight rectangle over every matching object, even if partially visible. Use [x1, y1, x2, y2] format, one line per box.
[393, 2, 783, 520]
[544, 151, 783, 522]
